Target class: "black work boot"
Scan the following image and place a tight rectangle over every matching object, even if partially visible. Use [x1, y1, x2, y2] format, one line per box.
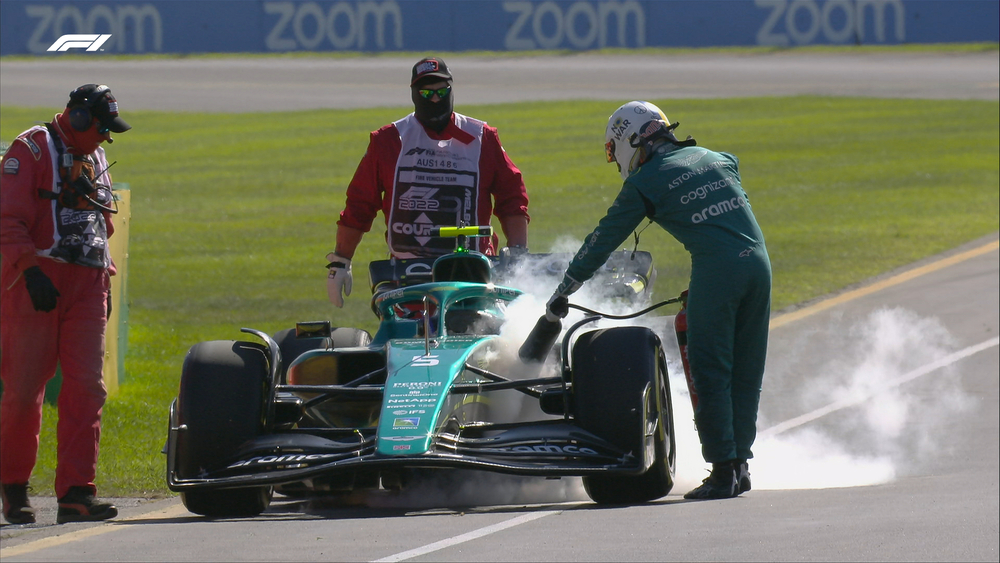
[2, 483, 37, 525]
[56, 486, 118, 524]
[684, 462, 739, 500]
[734, 459, 751, 494]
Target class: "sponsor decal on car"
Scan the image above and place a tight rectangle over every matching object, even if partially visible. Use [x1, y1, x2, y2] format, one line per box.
[393, 417, 420, 427]
[481, 444, 600, 456]
[387, 397, 436, 405]
[392, 409, 427, 415]
[489, 287, 519, 298]
[227, 452, 340, 469]
[393, 381, 442, 389]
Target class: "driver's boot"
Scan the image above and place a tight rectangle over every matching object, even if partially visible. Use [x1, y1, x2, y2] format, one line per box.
[734, 459, 751, 493]
[684, 462, 739, 500]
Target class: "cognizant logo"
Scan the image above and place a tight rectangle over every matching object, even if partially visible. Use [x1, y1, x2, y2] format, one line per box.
[47, 34, 112, 52]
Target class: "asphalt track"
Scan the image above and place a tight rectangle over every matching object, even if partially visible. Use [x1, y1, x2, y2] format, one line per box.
[1, 52, 998, 561]
[1, 51, 998, 111]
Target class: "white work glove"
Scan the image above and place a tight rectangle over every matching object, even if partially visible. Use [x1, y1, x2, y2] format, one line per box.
[326, 252, 352, 308]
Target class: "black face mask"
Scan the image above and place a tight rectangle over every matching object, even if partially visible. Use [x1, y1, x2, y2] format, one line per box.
[412, 84, 454, 133]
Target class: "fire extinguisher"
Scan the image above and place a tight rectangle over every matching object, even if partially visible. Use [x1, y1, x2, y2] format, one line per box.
[673, 289, 699, 410]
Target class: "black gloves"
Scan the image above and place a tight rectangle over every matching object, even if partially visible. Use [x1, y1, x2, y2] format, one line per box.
[23, 266, 60, 312]
[544, 275, 582, 321]
[544, 294, 569, 322]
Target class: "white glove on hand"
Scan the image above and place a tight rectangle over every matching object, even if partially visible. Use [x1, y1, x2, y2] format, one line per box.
[326, 252, 352, 308]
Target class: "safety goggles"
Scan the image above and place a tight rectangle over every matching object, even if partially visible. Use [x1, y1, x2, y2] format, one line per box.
[418, 86, 452, 100]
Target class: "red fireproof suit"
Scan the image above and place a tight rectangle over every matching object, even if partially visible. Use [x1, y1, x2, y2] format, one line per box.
[0, 122, 115, 498]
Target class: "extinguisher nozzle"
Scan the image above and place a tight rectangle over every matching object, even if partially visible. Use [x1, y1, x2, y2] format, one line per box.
[518, 315, 562, 364]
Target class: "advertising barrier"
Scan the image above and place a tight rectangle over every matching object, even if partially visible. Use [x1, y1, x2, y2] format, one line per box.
[1, 0, 997, 56]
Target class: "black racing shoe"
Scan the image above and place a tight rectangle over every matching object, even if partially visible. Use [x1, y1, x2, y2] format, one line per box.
[734, 459, 751, 494]
[684, 462, 739, 500]
[56, 486, 118, 524]
[2, 483, 37, 525]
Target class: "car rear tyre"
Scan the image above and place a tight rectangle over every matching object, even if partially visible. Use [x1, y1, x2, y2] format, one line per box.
[572, 326, 675, 505]
[175, 340, 273, 516]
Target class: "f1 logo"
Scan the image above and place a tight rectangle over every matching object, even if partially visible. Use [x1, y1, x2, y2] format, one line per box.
[47, 34, 113, 52]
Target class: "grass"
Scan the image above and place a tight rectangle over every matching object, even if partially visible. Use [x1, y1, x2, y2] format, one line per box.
[1, 95, 997, 497]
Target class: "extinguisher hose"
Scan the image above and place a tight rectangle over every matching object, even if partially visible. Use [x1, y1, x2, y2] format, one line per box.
[567, 292, 684, 320]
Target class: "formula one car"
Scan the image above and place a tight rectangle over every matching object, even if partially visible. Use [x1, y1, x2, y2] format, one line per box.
[165, 227, 676, 516]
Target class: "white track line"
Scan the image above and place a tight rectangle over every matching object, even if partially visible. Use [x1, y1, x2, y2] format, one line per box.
[372, 508, 568, 562]
[758, 336, 999, 439]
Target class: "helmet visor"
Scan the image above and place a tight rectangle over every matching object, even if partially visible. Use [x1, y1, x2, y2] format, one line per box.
[605, 139, 616, 163]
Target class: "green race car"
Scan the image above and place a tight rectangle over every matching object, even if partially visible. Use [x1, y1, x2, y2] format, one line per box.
[165, 227, 676, 516]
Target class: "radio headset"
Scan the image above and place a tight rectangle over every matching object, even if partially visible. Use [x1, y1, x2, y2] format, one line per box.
[67, 85, 111, 132]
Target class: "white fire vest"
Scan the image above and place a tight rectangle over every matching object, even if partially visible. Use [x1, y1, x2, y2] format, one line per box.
[387, 113, 484, 258]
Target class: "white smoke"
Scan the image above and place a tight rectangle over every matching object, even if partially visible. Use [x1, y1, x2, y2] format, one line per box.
[485, 277, 977, 495]
[750, 307, 975, 490]
[341, 247, 974, 509]
[351, 240, 681, 508]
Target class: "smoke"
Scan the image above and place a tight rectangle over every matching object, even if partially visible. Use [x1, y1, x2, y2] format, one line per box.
[484, 268, 975, 496]
[350, 240, 678, 509]
[341, 246, 974, 510]
[362, 471, 587, 510]
[749, 307, 975, 490]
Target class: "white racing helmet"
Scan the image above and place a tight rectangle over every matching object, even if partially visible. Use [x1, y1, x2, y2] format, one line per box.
[605, 101, 670, 181]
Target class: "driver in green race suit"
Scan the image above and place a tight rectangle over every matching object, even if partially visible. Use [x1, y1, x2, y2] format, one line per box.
[545, 101, 772, 500]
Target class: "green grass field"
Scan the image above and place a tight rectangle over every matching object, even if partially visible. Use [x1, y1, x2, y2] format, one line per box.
[1, 90, 997, 496]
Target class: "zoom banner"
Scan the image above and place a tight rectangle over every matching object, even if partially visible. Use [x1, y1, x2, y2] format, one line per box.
[1, 0, 997, 56]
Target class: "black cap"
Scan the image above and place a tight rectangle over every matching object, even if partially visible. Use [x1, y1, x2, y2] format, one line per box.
[68, 84, 131, 133]
[410, 57, 452, 86]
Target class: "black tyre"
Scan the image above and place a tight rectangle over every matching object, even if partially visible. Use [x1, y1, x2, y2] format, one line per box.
[175, 340, 273, 517]
[572, 326, 675, 505]
[181, 487, 274, 518]
[272, 327, 372, 383]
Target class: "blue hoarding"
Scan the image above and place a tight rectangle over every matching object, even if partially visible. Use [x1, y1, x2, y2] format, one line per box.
[1, 0, 997, 56]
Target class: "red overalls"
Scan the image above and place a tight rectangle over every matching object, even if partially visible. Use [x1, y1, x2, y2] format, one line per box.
[1, 123, 115, 497]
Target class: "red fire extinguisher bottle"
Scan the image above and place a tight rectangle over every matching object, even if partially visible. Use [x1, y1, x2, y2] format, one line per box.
[673, 290, 699, 410]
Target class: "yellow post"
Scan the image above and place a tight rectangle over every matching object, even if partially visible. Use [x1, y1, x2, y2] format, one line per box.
[104, 185, 130, 396]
